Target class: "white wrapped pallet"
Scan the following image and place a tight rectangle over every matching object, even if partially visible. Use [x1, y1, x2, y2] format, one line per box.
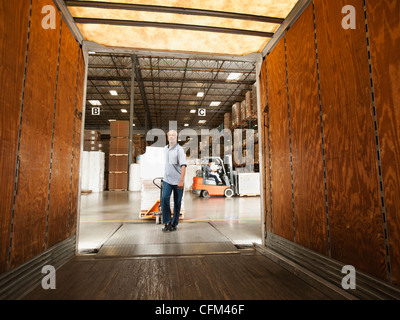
[129, 163, 141, 191]
[140, 147, 165, 213]
[237, 172, 260, 196]
[88, 151, 105, 192]
[184, 164, 201, 191]
[140, 146, 164, 180]
[81, 151, 90, 191]
[140, 178, 162, 212]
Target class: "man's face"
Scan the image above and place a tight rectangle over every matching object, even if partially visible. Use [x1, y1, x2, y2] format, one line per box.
[168, 131, 177, 144]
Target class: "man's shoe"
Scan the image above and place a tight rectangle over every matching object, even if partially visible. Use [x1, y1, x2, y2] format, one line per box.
[162, 224, 170, 232]
[169, 225, 177, 232]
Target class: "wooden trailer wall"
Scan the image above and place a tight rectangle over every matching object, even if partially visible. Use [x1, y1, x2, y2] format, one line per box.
[260, 0, 400, 287]
[0, 0, 85, 274]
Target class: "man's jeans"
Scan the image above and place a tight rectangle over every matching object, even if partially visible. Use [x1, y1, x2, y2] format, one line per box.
[161, 181, 183, 227]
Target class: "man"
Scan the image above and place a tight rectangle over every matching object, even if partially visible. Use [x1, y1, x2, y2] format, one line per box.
[206, 161, 223, 185]
[161, 130, 187, 232]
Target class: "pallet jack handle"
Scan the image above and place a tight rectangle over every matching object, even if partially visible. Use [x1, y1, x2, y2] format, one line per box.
[153, 177, 163, 189]
[153, 177, 163, 224]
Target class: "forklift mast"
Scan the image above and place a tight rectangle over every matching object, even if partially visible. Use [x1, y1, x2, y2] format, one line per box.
[224, 155, 237, 194]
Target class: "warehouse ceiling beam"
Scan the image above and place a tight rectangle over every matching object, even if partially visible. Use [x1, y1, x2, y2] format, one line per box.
[131, 54, 152, 130]
[90, 105, 234, 112]
[174, 59, 189, 119]
[156, 57, 163, 128]
[86, 84, 250, 92]
[86, 97, 246, 103]
[73, 18, 275, 38]
[156, 57, 164, 128]
[148, 53, 159, 127]
[65, 0, 285, 24]
[87, 76, 254, 85]
[88, 64, 255, 74]
[109, 54, 142, 127]
[88, 51, 259, 64]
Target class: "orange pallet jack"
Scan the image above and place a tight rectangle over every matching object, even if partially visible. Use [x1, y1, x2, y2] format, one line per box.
[139, 177, 184, 224]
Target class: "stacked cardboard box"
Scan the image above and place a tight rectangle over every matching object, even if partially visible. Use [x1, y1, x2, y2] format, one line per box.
[84, 130, 103, 151]
[109, 172, 128, 191]
[84, 140, 103, 151]
[231, 102, 240, 128]
[84, 129, 100, 141]
[100, 139, 110, 154]
[224, 112, 231, 130]
[110, 120, 129, 137]
[245, 91, 252, 119]
[231, 129, 259, 170]
[240, 100, 246, 122]
[251, 84, 257, 114]
[225, 87, 259, 172]
[132, 134, 146, 160]
[230, 89, 258, 130]
[109, 121, 129, 190]
[199, 139, 209, 158]
[254, 143, 259, 164]
[109, 154, 128, 172]
[110, 137, 129, 154]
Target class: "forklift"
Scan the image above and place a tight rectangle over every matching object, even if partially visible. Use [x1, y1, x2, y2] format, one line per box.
[192, 155, 237, 198]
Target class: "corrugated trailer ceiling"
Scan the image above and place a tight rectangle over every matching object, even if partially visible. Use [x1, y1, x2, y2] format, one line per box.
[65, 0, 298, 56]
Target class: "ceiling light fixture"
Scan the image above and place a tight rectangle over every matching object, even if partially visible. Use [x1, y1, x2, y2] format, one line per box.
[197, 92, 204, 97]
[121, 109, 127, 113]
[199, 120, 207, 124]
[110, 90, 118, 96]
[227, 72, 242, 80]
[190, 109, 196, 113]
[210, 101, 221, 107]
[89, 100, 101, 106]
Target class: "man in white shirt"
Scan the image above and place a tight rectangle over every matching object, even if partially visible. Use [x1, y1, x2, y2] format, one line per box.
[206, 161, 222, 185]
[161, 130, 187, 232]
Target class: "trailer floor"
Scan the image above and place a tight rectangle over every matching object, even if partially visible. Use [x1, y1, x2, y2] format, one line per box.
[22, 192, 332, 300]
[23, 249, 331, 300]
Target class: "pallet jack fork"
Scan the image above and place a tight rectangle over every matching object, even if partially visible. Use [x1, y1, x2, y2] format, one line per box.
[139, 177, 184, 224]
[140, 177, 164, 224]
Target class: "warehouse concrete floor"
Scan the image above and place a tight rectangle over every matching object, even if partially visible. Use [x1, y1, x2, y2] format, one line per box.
[78, 191, 262, 254]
